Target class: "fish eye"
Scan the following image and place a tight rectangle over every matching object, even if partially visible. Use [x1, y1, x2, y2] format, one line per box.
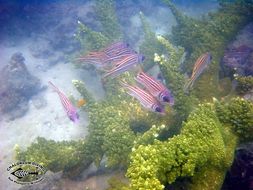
[155, 107, 162, 113]
[163, 96, 170, 102]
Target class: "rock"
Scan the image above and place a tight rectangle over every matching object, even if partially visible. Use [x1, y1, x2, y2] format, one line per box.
[31, 94, 47, 109]
[222, 143, 253, 190]
[222, 45, 253, 76]
[221, 22, 253, 77]
[0, 52, 42, 119]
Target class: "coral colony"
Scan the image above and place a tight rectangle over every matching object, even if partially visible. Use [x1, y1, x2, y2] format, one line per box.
[15, 1, 253, 190]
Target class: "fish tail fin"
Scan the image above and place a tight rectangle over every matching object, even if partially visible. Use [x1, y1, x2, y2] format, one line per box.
[184, 77, 196, 92]
[119, 80, 132, 90]
[48, 81, 59, 92]
[183, 79, 192, 93]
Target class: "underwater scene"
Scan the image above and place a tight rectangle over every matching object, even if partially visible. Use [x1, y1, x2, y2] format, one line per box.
[0, 0, 253, 189]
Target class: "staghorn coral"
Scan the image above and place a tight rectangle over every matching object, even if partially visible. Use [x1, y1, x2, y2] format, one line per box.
[126, 98, 253, 190]
[16, 137, 85, 173]
[163, 0, 253, 101]
[75, 21, 110, 53]
[235, 76, 253, 94]
[138, 12, 165, 70]
[75, 0, 121, 54]
[95, 0, 122, 41]
[155, 36, 197, 127]
[215, 97, 253, 142]
[64, 77, 173, 175]
[15, 2, 253, 189]
[127, 104, 229, 190]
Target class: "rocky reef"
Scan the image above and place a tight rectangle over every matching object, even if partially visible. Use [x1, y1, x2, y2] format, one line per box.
[0, 52, 43, 119]
[15, 0, 253, 190]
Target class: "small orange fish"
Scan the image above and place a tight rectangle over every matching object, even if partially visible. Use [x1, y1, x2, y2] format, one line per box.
[77, 99, 86, 108]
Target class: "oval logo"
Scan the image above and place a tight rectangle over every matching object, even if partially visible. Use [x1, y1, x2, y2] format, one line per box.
[7, 161, 46, 185]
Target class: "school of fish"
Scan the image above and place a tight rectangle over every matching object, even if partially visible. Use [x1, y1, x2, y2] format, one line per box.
[50, 42, 211, 122]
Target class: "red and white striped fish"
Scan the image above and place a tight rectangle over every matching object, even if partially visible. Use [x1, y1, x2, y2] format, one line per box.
[76, 42, 133, 68]
[103, 53, 145, 79]
[136, 71, 174, 106]
[76, 51, 110, 68]
[184, 52, 212, 91]
[120, 81, 165, 114]
[102, 42, 130, 57]
[48, 81, 79, 123]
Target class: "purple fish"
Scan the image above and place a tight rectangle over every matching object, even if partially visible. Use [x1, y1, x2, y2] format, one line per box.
[136, 71, 174, 106]
[120, 81, 165, 114]
[48, 81, 79, 123]
[103, 53, 145, 79]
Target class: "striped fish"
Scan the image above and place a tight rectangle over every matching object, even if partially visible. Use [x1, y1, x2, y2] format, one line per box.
[76, 42, 134, 68]
[120, 81, 165, 114]
[76, 51, 109, 68]
[48, 81, 79, 123]
[184, 52, 212, 91]
[136, 71, 174, 106]
[103, 42, 130, 57]
[103, 53, 145, 79]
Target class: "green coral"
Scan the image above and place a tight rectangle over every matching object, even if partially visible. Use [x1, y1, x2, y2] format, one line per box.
[235, 76, 253, 94]
[106, 176, 129, 190]
[75, 21, 110, 52]
[126, 102, 240, 190]
[155, 36, 197, 126]
[139, 12, 165, 70]
[16, 137, 84, 172]
[95, 0, 122, 41]
[163, 0, 253, 101]
[75, 0, 121, 54]
[215, 97, 253, 142]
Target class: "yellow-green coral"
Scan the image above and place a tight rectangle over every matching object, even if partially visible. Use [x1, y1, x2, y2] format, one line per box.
[126, 103, 232, 190]
[95, 0, 122, 41]
[163, 0, 253, 101]
[75, 21, 110, 52]
[139, 12, 165, 70]
[215, 97, 253, 142]
[155, 36, 197, 125]
[235, 76, 253, 94]
[16, 137, 85, 172]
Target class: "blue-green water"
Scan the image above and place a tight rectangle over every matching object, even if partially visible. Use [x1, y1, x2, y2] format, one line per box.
[0, 1, 253, 190]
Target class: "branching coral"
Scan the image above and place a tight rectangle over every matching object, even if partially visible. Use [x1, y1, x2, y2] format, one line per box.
[155, 36, 197, 126]
[16, 137, 85, 173]
[215, 97, 253, 142]
[235, 76, 253, 94]
[163, 0, 253, 101]
[75, 21, 110, 53]
[138, 12, 165, 70]
[126, 97, 253, 190]
[95, 0, 122, 41]
[127, 104, 230, 190]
